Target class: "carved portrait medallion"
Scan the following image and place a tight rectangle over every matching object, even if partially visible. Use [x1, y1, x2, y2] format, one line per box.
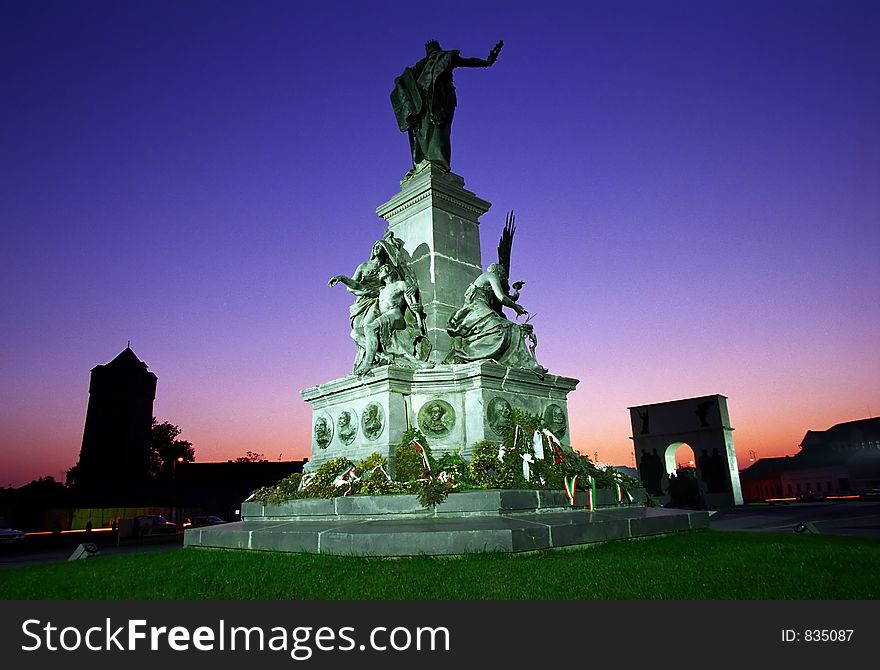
[314, 413, 334, 449]
[543, 404, 567, 438]
[418, 399, 455, 438]
[487, 396, 512, 436]
[361, 402, 385, 440]
[337, 409, 358, 445]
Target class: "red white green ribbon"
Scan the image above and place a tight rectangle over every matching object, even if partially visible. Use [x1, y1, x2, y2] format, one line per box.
[586, 475, 596, 511]
[411, 439, 432, 477]
[613, 473, 634, 504]
[542, 428, 561, 451]
[564, 475, 578, 506]
[332, 465, 359, 496]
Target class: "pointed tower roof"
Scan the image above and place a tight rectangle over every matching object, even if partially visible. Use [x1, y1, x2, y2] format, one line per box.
[91, 346, 157, 381]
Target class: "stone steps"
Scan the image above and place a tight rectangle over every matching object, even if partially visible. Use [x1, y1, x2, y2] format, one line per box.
[184, 489, 709, 556]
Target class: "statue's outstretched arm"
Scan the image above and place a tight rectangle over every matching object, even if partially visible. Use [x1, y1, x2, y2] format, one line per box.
[454, 39, 503, 69]
[328, 274, 364, 292]
[455, 56, 492, 68]
[486, 272, 527, 316]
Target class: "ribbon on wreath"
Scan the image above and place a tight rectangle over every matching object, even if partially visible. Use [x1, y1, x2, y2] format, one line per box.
[532, 430, 545, 459]
[332, 465, 359, 496]
[369, 465, 391, 482]
[542, 428, 562, 451]
[613, 473, 635, 504]
[437, 470, 457, 486]
[521, 453, 534, 481]
[585, 475, 596, 511]
[564, 475, 578, 506]
[411, 439, 432, 478]
[299, 473, 315, 491]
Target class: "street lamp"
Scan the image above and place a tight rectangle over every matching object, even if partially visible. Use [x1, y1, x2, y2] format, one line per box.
[172, 456, 184, 480]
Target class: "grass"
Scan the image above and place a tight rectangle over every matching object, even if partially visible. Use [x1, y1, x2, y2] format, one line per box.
[2, 530, 878, 600]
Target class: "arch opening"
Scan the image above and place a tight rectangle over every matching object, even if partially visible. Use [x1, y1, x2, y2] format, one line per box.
[664, 442, 701, 509]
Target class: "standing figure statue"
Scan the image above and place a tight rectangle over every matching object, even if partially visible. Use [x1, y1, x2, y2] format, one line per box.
[329, 231, 432, 374]
[391, 39, 503, 177]
[444, 211, 547, 377]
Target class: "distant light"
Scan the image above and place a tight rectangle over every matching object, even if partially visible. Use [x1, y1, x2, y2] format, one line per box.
[177, 456, 184, 462]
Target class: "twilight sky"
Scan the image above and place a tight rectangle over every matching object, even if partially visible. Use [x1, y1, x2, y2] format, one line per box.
[1, 0, 878, 487]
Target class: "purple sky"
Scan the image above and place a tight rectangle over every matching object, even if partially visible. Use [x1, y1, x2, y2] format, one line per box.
[1, 0, 878, 487]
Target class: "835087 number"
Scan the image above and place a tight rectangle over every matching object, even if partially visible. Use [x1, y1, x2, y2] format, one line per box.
[781, 629, 854, 642]
[804, 629, 853, 642]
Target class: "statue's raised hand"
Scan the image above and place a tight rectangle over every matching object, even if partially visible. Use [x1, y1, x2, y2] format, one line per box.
[328, 275, 344, 287]
[487, 40, 503, 65]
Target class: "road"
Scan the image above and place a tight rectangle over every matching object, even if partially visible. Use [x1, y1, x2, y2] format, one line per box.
[709, 500, 880, 539]
[0, 533, 184, 571]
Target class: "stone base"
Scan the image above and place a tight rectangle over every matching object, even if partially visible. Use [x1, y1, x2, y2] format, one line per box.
[300, 361, 579, 473]
[184, 489, 708, 556]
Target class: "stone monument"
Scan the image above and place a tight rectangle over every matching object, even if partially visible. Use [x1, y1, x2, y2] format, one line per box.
[185, 40, 711, 558]
[301, 40, 579, 473]
[629, 394, 743, 507]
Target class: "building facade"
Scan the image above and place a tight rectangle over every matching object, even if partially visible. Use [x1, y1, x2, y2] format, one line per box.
[740, 417, 880, 501]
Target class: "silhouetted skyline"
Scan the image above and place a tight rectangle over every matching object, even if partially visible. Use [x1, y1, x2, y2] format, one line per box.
[1, 0, 878, 486]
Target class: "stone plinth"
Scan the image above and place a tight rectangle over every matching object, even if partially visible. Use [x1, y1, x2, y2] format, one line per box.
[184, 488, 708, 556]
[300, 361, 579, 473]
[376, 165, 490, 362]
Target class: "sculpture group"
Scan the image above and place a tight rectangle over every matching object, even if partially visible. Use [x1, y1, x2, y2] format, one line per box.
[328, 231, 431, 374]
[330, 212, 546, 377]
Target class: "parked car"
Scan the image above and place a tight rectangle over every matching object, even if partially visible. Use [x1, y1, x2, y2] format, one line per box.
[133, 514, 177, 536]
[859, 488, 880, 500]
[0, 518, 26, 544]
[182, 515, 227, 529]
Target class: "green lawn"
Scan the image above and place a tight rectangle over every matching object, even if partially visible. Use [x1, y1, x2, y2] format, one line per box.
[2, 530, 878, 600]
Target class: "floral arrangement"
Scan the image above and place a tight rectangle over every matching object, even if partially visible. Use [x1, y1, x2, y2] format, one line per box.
[250, 408, 639, 508]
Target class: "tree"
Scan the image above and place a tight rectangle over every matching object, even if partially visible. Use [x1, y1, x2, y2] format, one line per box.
[235, 451, 265, 463]
[150, 417, 195, 479]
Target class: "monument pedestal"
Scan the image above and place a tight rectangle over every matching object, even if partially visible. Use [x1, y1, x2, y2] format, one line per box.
[376, 165, 490, 363]
[301, 361, 579, 473]
[185, 488, 713, 557]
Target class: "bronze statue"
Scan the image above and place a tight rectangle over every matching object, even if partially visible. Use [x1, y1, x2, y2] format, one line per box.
[391, 39, 503, 177]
